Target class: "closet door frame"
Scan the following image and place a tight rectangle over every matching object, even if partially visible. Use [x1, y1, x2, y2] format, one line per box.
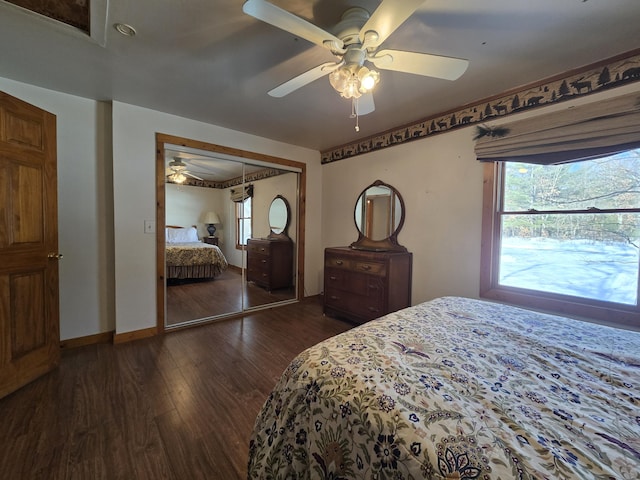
[155, 133, 306, 334]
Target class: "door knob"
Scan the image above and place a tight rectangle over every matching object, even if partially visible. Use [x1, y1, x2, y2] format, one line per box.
[47, 253, 64, 259]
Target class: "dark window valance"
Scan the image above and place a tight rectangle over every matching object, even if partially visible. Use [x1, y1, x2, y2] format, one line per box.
[230, 184, 254, 202]
[474, 91, 640, 164]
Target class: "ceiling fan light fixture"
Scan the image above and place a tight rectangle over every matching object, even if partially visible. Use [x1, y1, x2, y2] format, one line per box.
[243, 0, 470, 117]
[358, 67, 379, 92]
[329, 64, 379, 99]
[343, 79, 361, 99]
[329, 65, 357, 98]
[168, 172, 187, 184]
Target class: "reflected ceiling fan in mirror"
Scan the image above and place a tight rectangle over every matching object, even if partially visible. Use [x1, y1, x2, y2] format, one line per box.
[166, 157, 203, 184]
[243, 0, 469, 130]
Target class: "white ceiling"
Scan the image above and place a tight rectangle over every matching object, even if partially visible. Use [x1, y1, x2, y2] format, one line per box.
[1, 0, 640, 153]
[165, 146, 275, 182]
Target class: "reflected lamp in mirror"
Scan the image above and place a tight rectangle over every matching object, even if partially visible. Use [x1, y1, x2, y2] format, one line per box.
[351, 180, 406, 252]
[203, 211, 221, 237]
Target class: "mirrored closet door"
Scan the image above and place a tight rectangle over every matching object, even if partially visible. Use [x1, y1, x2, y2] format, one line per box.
[156, 134, 304, 330]
[242, 167, 298, 310]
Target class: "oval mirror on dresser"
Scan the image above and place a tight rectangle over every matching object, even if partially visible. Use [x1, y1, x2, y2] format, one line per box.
[268, 195, 290, 238]
[324, 180, 412, 324]
[351, 179, 407, 252]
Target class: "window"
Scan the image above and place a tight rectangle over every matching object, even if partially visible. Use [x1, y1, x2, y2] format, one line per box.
[236, 196, 252, 249]
[481, 149, 640, 327]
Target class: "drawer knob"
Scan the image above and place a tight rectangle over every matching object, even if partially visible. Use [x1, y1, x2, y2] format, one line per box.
[261, 259, 267, 263]
[329, 276, 337, 281]
[368, 306, 380, 312]
[260, 248, 266, 252]
[330, 295, 340, 300]
[335, 260, 343, 265]
[361, 264, 371, 271]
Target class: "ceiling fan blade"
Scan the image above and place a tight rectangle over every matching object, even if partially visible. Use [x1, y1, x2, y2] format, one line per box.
[356, 92, 375, 116]
[370, 49, 469, 80]
[243, 0, 343, 51]
[268, 61, 342, 97]
[184, 171, 203, 181]
[359, 0, 425, 48]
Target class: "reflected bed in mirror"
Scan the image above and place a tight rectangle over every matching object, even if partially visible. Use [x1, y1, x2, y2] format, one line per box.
[165, 225, 228, 281]
[351, 180, 407, 252]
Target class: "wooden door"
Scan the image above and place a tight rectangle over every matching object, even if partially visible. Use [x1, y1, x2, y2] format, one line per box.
[0, 92, 59, 399]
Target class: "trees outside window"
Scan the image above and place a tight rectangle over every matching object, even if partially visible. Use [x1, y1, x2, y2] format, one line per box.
[481, 149, 640, 327]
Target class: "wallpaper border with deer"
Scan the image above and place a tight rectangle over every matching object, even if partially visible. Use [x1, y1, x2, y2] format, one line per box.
[321, 49, 640, 164]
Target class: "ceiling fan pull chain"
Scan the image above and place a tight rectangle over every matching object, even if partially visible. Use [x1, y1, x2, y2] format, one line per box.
[351, 97, 360, 132]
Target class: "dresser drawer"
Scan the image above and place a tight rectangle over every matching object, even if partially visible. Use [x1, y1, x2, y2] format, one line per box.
[247, 258, 269, 276]
[324, 268, 347, 290]
[248, 254, 269, 269]
[325, 255, 351, 269]
[350, 297, 384, 320]
[326, 255, 384, 275]
[325, 288, 384, 321]
[325, 268, 384, 296]
[248, 242, 270, 255]
[247, 267, 269, 283]
[352, 260, 384, 276]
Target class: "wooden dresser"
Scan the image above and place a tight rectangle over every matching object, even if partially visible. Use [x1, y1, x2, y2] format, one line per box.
[247, 238, 293, 291]
[324, 247, 412, 323]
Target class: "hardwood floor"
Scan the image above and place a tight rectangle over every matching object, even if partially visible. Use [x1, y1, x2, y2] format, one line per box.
[167, 268, 296, 326]
[0, 297, 352, 479]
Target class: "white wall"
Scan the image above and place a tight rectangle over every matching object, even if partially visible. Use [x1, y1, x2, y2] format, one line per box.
[322, 129, 484, 305]
[112, 102, 320, 335]
[4, 75, 637, 340]
[0, 77, 114, 340]
[321, 82, 640, 307]
[166, 183, 224, 240]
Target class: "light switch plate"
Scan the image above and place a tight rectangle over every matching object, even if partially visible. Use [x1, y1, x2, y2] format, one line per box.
[144, 220, 155, 234]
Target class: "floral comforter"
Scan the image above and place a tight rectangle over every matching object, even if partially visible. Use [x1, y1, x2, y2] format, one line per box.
[248, 296, 640, 479]
[165, 242, 228, 279]
[166, 242, 227, 268]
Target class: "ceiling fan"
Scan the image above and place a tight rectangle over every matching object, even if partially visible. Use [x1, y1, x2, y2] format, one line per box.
[243, 0, 469, 119]
[166, 157, 203, 184]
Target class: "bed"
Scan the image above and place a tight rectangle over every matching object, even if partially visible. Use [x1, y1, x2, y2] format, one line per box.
[248, 296, 640, 479]
[165, 226, 228, 280]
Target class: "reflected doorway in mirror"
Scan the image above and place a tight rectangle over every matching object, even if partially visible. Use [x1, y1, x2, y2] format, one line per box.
[351, 180, 407, 252]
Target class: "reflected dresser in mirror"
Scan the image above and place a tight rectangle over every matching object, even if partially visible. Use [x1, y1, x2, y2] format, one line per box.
[247, 195, 294, 291]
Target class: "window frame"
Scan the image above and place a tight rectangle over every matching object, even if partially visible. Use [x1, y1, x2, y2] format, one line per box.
[480, 161, 640, 329]
[235, 196, 252, 250]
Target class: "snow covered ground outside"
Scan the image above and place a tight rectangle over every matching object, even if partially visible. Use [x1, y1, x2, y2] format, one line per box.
[499, 237, 639, 305]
